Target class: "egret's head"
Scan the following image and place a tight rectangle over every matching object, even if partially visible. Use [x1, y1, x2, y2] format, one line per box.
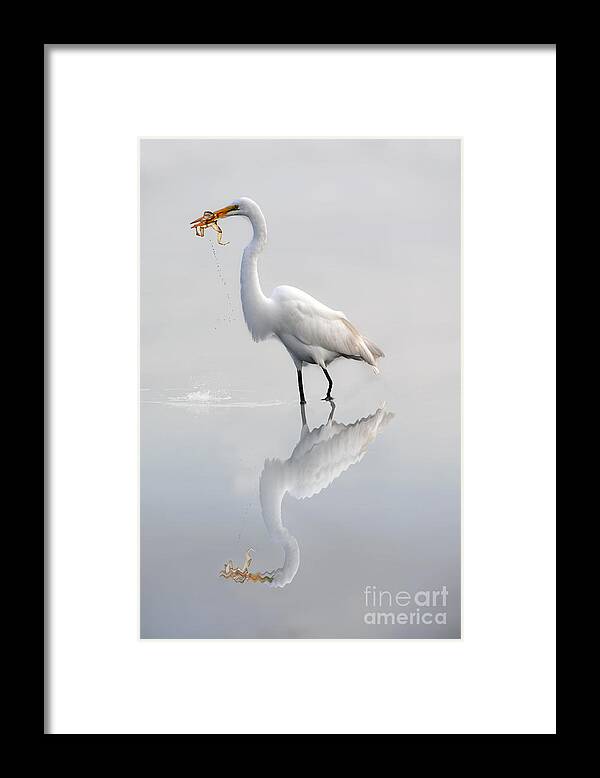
[228, 197, 262, 216]
[190, 198, 263, 244]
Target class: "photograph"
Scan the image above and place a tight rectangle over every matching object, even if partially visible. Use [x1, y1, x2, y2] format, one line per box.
[140, 138, 462, 638]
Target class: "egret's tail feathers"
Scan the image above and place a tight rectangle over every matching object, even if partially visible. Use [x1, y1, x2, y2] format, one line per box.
[341, 319, 385, 369]
[364, 337, 385, 361]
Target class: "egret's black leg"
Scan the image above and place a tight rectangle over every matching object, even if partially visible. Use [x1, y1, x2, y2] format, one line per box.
[321, 367, 334, 401]
[297, 369, 306, 405]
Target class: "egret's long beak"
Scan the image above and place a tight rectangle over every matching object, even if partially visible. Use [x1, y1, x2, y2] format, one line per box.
[190, 203, 237, 229]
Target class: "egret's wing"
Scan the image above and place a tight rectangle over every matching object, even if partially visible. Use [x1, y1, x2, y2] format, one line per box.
[272, 285, 381, 366]
[288, 407, 393, 499]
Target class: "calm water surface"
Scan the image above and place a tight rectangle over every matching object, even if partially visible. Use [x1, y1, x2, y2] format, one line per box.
[141, 371, 460, 638]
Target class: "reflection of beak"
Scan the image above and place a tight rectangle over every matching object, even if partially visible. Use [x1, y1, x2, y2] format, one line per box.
[190, 203, 237, 229]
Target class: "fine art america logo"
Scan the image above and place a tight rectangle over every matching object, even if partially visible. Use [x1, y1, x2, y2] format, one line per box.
[363, 586, 449, 627]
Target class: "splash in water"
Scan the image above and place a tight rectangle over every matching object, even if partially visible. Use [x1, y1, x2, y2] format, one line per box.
[167, 387, 232, 403]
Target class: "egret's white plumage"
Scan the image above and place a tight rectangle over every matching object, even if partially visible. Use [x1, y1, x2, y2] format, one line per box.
[207, 197, 384, 403]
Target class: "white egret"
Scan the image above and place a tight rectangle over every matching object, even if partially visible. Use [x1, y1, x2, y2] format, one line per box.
[191, 197, 384, 404]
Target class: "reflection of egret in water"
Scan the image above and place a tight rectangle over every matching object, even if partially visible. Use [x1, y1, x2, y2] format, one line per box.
[219, 402, 393, 588]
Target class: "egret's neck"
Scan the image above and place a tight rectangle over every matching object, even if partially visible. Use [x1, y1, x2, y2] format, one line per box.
[240, 207, 271, 341]
[259, 460, 300, 589]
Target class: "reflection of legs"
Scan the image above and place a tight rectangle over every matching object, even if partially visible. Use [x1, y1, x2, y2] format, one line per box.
[300, 402, 308, 430]
[325, 398, 336, 424]
[321, 367, 333, 401]
[300, 398, 333, 430]
[297, 368, 306, 405]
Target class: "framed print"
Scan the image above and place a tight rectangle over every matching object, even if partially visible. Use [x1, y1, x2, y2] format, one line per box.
[48, 45, 555, 734]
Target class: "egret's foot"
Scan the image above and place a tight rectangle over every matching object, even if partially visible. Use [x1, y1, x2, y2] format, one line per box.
[321, 395, 334, 402]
